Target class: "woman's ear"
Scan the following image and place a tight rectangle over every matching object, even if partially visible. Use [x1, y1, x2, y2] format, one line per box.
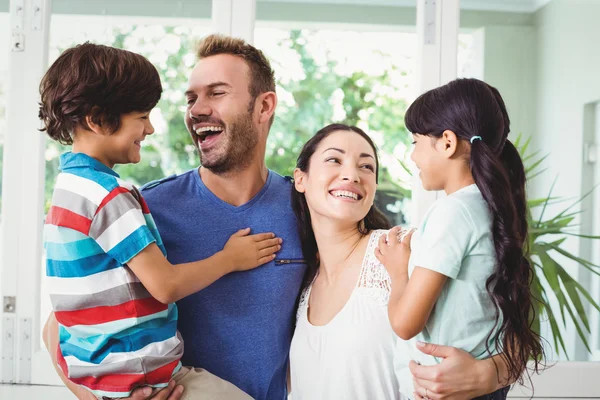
[293, 168, 306, 193]
[439, 129, 459, 158]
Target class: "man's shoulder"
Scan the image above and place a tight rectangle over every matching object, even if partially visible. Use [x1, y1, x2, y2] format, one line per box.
[141, 170, 196, 195]
[268, 170, 294, 189]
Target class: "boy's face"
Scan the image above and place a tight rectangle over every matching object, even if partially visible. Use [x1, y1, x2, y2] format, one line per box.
[100, 111, 154, 167]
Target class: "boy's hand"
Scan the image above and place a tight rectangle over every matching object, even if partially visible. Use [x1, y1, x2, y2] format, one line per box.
[375, 226, 414, 281]
[223, 228, 282, 272]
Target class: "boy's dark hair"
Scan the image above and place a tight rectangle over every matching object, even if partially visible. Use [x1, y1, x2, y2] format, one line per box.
[39, 42, 162, 145]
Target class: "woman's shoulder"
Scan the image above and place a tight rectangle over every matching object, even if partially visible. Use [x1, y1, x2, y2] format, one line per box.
[356, 229, 393, 305]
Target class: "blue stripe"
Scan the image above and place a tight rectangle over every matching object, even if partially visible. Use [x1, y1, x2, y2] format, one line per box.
[60, 318, 178, 363]
[62, 169, 120, 193]
[107, 226, 157, 264]
[47, 253, 121, 278]
[45, 237, 103, 262]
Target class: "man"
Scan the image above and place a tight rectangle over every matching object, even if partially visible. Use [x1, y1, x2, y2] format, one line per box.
[138, 35, 306, 400]
[44, 34, 515, 400]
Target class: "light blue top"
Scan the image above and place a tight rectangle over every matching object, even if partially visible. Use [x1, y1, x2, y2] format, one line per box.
[409, 184, 501, 360]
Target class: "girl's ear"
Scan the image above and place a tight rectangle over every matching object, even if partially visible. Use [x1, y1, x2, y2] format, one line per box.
[439, 129, 459, 158]
[293, 168, 306, 193]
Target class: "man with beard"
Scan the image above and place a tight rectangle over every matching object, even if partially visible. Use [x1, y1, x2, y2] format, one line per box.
[138, 35, 307, 400]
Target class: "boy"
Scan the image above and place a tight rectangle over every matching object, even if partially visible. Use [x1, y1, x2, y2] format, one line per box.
[40, 43, 280, 399]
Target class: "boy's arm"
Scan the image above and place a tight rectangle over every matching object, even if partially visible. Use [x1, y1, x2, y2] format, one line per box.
[127, 229, 281, 304]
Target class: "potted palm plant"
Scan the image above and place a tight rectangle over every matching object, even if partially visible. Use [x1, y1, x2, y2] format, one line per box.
[517, 134, 600, 357]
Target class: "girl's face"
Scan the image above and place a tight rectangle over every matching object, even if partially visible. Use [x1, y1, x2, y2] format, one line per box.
[410, 133, 449, 191]
[294, 130, 377, 225]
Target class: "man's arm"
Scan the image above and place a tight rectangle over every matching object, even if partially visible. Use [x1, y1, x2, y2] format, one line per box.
[43, 313, 184, 400]
[409, 342, 513, 400]
[42, 313, 100, 400]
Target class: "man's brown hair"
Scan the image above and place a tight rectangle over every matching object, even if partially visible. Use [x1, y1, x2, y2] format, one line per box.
[195, 34, 276, 105]
[39, 42, 162, 145]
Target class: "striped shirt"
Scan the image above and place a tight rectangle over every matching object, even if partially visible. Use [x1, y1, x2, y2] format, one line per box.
[45, 152, 183, 398]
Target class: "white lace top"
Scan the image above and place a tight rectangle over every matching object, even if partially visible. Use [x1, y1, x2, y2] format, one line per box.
[289, 230, 403, 400]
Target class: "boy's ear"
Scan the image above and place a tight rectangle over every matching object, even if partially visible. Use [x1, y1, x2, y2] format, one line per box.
[85, 109, 108, 136]
[293, 168, 306, 193]
[439, 129, 459, 158]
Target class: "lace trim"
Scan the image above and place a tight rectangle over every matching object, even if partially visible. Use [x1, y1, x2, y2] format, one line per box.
[296, 230, 392, 322]
[356, 229, 392, 306]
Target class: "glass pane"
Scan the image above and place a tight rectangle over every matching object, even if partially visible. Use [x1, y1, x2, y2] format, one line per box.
[41, 11, 211, 338]
[255, 19, 416, 226]
[459, 0, 600, 362]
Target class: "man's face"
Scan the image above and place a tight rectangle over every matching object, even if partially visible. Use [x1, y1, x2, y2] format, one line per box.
[184, 54, 260, 174]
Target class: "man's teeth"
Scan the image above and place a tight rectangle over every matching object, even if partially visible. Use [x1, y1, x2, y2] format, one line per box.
[331, 190, 359, 200]
[195, 126, 223, 134]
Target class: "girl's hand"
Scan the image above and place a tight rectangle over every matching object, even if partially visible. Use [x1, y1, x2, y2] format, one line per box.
[222, 228, 282, 272]
[375, 226, 414, 280]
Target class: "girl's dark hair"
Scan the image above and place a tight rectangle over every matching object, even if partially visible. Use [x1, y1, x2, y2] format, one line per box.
[404, 78, 543, 384]
[292, 124, 391, 291]
[39, 42, 162, 144]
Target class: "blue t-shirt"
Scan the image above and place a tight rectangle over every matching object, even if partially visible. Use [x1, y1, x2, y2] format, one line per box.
[141, 169, 306, 400]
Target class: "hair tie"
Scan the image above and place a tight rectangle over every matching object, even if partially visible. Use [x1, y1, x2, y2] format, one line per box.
[470, 136, 482, 144]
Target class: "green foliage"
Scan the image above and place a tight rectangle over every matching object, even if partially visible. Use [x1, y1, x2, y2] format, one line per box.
[42, 27, 413, 223]
[517, 134, 600, 358]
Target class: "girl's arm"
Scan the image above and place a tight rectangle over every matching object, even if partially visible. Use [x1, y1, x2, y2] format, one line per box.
[375, 228, 447, 340]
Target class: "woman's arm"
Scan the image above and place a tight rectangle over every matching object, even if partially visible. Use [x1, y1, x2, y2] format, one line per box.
[409, 342, 513, 400]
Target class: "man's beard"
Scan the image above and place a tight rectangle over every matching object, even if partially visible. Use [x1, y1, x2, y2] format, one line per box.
[199, 110, 258, 175]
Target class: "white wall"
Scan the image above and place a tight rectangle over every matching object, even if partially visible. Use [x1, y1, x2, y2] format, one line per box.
[532, 0, 600, 360]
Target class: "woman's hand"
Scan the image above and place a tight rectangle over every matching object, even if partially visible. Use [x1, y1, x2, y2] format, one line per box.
[410, 342, 498, 400]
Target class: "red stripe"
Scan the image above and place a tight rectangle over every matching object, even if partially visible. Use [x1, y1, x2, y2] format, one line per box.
[69, 359, 179, 391]
[55, 297, 167, 327]
[46, 206, 92, 235]
[56, 345, 69, 377]
[139, 196, 150, 214]
[96, 187, 131, 215]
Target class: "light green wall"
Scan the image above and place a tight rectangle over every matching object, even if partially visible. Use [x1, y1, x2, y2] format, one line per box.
[481, 25, 537, 141]
[51, 0, 211, 18]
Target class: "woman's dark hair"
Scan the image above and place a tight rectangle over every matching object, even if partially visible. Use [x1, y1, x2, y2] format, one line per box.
[39, 42, 162, 145]
[292, 123, 391, 291]
[404, 78, 543, 384]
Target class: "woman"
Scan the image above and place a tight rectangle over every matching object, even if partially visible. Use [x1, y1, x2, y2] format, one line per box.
[289, 123, 518, 400]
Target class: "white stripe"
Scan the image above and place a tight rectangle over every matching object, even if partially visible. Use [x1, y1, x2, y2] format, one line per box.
[116, 177, 135, 190]
[56, 173, 108, 206]
[46, 267, 139, 295]
[63, 335, 181, 367]
[95, 208, 147, 252]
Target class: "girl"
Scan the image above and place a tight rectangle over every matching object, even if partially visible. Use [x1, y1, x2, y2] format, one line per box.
[376, 78, 544, 400]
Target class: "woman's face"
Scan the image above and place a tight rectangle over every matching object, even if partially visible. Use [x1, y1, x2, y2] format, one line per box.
[294, 130, 377, 226]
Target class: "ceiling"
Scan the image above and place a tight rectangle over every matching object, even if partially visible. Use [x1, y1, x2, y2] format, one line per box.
[257, 0, 554, 13]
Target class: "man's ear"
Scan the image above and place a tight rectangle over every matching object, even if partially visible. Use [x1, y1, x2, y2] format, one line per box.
[256, 91, 277, 125]
[293, 168, 306, 193]
[439, 129, 459, 158]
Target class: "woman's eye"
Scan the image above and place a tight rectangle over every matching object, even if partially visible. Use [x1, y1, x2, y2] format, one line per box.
[325, 157, 340, 164]
[361, 164, 375, 172]
[411, 141, 416, 145]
